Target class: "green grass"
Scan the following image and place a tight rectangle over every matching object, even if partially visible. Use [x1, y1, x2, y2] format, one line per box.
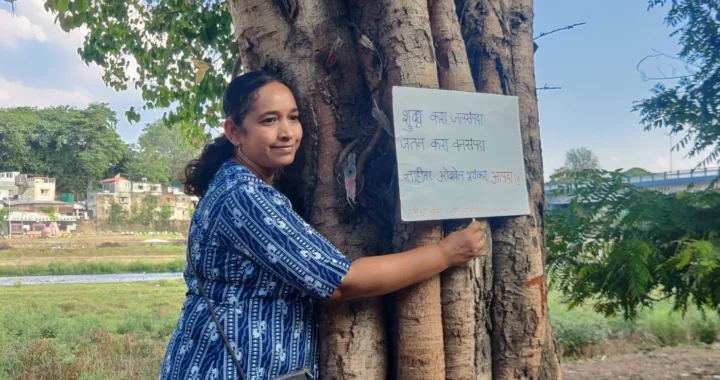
[0, 280, 186, 379]
[0, 284, 717, 379]
[0, 245, 185, 259]
[0, 259, 186, 276]
[549, 291, 720, 359]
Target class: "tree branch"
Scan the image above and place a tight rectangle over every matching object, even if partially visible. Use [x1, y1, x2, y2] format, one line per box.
[636, 49, 699, 82]
[537, 84, 562, 91]
[534, 22, 586, 40]
[231, 56, 242, 79]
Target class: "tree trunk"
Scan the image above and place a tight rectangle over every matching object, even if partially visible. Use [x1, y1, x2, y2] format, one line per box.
[227, 1, 388, 379]
[428, 1, 493, 379]
[370, 0, 447, 378]
[226, 0, 561, 378]
[459, 0, 561, 378]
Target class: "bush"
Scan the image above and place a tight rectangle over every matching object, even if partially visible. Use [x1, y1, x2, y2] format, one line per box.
[552, 307, 611, 357]
[549, 291, 720, 359]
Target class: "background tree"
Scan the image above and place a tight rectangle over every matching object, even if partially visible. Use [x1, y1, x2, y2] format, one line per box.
[0, 104, 127, 195]
[40, 207, 58, 222]
[548, 0, 720, 322]
[158, 204, 174, 229]
[133, 194, 160, 229]
[107, 202, 127, 226]
[44, 0, 561, 378]
[556, 147, 601, 174]
[123, 121, 199, 184]
[547, 169, 720, 318]
[634, 0, 720, 167]
[0, 208, 9, 231]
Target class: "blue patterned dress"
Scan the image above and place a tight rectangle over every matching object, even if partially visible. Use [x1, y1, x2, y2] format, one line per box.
[159, 160, 352, 380]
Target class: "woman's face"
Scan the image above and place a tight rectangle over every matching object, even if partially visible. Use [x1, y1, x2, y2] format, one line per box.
[228, 82, 303, 173]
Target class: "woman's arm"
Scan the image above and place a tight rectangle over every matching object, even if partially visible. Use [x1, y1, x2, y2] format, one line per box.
[330, 221, 485, 300]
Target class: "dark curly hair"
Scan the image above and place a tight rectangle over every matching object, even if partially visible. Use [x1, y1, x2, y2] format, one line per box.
[183, 71, 291, 197]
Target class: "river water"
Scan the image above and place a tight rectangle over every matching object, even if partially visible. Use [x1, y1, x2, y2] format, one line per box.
[0, 272, 184, 286]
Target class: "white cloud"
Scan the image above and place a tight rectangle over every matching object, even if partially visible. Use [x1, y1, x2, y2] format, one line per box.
[651, 157, 670, 173]
[0, 11, 47, 48]
[0, 0, 87, 50]
[0, 76, 93, 107]
[609, 156, 619, 162]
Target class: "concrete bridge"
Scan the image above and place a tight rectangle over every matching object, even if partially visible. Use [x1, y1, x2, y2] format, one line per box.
[546, 167, 720, 209]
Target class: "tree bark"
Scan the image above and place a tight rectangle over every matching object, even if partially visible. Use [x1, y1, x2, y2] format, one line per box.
[227, 1, 388, 379]
[428, 1, 493, 379]
[226, 0, 561, 378]
[460, 0, 559, 378]
[368, 0, 447, 378]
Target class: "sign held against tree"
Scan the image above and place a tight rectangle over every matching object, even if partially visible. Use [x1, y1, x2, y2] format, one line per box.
[392, 86, 530, 222]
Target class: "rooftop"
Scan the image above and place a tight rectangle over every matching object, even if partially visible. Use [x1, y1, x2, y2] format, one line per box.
[3, 199, 70, 206]
[100, 174, 130, 184]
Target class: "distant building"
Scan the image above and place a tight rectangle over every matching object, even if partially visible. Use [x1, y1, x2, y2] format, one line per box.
[4, 211, 77, 237]
[87, 175, 197, 221]
[16, 174, 56, 201]
[0, 172, 20, 201]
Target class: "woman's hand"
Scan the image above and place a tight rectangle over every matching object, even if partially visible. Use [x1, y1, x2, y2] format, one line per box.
[438, 221, 485, 267]
[331, 221, 486, 301]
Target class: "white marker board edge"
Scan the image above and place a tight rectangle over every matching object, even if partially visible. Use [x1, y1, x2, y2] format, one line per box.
[391, 86, 531, 222]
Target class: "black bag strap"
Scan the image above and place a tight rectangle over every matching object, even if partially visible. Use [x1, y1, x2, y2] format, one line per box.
[186, 244, 248, 380]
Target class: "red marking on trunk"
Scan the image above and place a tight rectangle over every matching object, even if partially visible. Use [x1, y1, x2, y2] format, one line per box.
[524, 275, 547, 319]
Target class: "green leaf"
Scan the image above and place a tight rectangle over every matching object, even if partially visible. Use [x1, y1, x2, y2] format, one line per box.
[59, 14, 74, 32]
[125, 107, 141, 124]
[78, 0, 89, 12]
[73, 12, 87, 27]
[56, 0, 70, 12]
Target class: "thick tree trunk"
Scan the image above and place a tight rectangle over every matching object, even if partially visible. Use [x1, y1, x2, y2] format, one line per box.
[459, 0, 560, 378]
[227, 0, 561, 379]
[370, 0, 447, 378]
[227, 1, 388, 379]
[428, 1, 493, 379]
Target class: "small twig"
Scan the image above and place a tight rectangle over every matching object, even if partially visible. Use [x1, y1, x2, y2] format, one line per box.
[357, 126, 385, 193]
[534, 22, 586, 40]
[537, 84, 562, 91]
[636, 49, 699, 81]
[231, 56, 242, 79]
[337, 139, 362, 169]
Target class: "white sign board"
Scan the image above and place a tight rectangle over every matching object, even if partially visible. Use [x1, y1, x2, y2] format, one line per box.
[392, 86, 530, 222]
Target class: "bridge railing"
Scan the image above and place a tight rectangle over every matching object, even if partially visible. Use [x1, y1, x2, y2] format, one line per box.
[545, 167, 719, 192]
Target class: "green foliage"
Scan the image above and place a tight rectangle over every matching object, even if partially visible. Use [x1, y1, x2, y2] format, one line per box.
[107, 202, 127, 226]
[0, 259, 185, 276]
[132, 194, 160, 227]
[549, 290, 720, 358]
[158, 204, 173, 228]
[547, 169, 720, 319]
[39, 207, 58, 221]
[0, 105, 127, 194]
[0, 281, 184, 378]
[634, 1, 720, 166]
[556, 147, 601, 174]
[43, 0, 237, 142]
[0, 208, 8, 230]
[123, 121, 199, 184]
[622, 167, 652, 177]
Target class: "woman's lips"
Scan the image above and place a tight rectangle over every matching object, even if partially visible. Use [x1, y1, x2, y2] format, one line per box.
[271, 145, 295, 154]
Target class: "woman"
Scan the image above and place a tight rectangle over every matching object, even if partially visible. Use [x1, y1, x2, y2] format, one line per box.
[160, 71, 485, 380]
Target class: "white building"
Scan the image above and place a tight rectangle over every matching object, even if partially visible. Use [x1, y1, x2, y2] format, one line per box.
[16, 174, 56, 201]
[0, 172, 19, 200]
[87, 175, 196, 221]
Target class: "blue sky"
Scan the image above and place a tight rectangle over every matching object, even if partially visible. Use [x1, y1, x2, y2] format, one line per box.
[0, 0, 699, 178]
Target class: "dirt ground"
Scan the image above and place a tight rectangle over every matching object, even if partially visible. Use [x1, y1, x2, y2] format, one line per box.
[563, 347, 720, 380]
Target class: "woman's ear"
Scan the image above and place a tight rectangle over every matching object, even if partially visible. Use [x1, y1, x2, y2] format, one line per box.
[223, 119, 240, 145]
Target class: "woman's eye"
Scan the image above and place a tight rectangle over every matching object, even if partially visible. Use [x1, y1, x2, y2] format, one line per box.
[290, 115, 300, 121]
[262, 118, 276, 124]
